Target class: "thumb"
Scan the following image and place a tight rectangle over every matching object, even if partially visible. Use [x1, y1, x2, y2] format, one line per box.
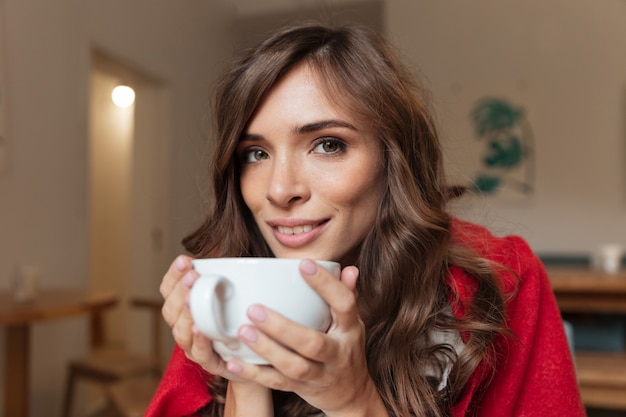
[340, 266, 359, 292]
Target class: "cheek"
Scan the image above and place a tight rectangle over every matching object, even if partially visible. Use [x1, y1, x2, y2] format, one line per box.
[240, 172, 261, 213]
[323, 169, 383, 215]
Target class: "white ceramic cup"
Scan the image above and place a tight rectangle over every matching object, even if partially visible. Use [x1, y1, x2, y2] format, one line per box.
[11, 264, 40, 303]
[596, 244, 624, 274]
[189, 258, 341, 364]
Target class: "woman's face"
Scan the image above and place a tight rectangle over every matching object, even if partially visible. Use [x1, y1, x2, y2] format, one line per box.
[237, 63, 385, 264]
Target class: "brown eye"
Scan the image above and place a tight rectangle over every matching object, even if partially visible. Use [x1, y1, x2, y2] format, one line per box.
[313, 138, 346, 154]
[322, 141, 339, 152]
[241, 148, 269, 163]
[254, 150, 268, 160]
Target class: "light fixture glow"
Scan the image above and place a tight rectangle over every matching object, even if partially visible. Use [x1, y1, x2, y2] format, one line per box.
[111, 85, 135, 108]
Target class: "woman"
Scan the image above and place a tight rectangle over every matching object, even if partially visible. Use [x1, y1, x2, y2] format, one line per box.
[147, 23, 583, 417]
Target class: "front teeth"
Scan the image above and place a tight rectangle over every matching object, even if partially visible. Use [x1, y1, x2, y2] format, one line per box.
[278, 225, 314, 235]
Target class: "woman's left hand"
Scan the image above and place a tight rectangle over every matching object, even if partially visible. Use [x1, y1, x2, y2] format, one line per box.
[224, 259, 389, 417]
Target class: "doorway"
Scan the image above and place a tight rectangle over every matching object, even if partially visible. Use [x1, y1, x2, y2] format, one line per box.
[88, 50, 171, 354]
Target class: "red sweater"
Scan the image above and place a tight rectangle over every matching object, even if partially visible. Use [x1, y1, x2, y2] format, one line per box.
[146, 221, 585, 416]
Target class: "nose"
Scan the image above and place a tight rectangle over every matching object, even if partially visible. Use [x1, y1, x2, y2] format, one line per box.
[265, 154, 310, 207]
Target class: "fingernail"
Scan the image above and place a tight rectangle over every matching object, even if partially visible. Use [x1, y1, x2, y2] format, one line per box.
[247, 304, 267, 323]
[300, 259, 318, 275]
[191, 324, 199, 336]
[227, 361, 243, 373]
[239, 325, 258, 343]
[183, 272, 195, 288]
[175, 256, 187, 272]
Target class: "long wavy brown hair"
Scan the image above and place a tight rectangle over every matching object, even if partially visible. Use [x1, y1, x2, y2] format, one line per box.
[184, 23, 507, 417]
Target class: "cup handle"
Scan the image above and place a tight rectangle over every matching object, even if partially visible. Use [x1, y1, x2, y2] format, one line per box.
[189, 275, 236, 342]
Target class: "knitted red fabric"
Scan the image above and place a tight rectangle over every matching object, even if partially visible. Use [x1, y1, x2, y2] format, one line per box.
[448, 220, 584, 416]
[145, 344, 213, 417]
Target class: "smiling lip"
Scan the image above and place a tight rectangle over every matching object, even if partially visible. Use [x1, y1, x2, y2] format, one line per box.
[267, 219, 328, 248]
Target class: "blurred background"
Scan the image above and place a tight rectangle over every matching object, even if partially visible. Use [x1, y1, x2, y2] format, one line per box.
[0, 0, 625, 416]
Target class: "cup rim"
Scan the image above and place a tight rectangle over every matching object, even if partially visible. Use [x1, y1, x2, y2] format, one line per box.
[191, 257, 339, 265]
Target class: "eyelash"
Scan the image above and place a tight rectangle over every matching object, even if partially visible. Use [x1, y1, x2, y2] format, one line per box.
[312, 137, 347, 155]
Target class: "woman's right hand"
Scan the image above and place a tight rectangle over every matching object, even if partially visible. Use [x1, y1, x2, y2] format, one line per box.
[160, 255, 274, 416]
[159, 255, 242, 381]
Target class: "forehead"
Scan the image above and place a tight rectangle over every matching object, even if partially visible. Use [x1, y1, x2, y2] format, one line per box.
[249, 62, 367, 130]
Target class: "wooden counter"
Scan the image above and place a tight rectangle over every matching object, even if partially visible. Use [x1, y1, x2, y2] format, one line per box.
[549, 268, 626, 313]
[548, 268, 626, 410]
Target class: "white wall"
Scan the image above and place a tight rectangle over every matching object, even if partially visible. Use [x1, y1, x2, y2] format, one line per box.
[89, 67, 135, 347]
[386, 0, 626, 255]
[0, 1, 235, 415]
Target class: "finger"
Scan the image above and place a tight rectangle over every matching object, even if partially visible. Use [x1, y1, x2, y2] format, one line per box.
[245, 305, 338, 364]
[186, 330, 248, 382]
[161, 271, 197, 327]
[237, 323, 323, 384]
[187, 327, 214, 362]
[188, 328, 227, 373]
[300, 260, 359, 325]
[340, 265, 359, 292]
[170, 303, 196, 350]
[160, 255, 194, 298]
[226, 358, 292, 392]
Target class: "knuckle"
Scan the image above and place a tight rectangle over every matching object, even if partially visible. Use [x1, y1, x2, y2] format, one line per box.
[159, 282, 168, 298]
[267, 374, 290, 391]
[335, 294, 357, 314]
[189, 341, 204, 360]
[161, 304, 175, 326]
[302, 334, 326, 357]
[284, 357, 313, 380]
[171, 323, 191, 348]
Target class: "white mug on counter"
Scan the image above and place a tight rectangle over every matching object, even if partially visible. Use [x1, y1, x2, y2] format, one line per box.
[594, 244, 624, 274]
[11, 264, 40, 303]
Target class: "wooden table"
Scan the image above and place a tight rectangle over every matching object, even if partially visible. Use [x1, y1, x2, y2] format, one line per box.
[0, 289, 118, 417]
[549, 267, 626, 313]
[548, 268, 626, 410]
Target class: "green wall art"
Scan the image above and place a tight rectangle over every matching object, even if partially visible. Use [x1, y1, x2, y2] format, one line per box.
[470, 98, 534, 196]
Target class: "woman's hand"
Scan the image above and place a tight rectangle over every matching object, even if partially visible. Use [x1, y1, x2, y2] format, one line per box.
[224, 259, 389, 417]
[159, 255, 248, 382]
[160, 255, 273, 416]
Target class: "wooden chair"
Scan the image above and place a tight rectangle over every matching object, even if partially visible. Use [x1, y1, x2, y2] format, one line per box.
[61, 296, 163, 417]
[107, 375, 161, 417]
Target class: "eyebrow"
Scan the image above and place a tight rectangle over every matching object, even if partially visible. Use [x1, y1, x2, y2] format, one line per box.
[295, 119, 357, 134]
[240, 119, 357, 142]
